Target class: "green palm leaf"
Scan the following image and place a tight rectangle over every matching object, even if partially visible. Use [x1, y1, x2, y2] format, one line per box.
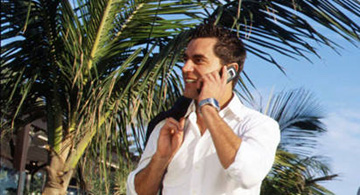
[264, 89, 325, 155]
[211, 0, 360, 66]
[262, 150, 336, 195]
[261, 89, 336, 194]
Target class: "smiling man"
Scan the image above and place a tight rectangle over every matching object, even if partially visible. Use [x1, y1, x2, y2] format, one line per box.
[127, 22, 280, 195]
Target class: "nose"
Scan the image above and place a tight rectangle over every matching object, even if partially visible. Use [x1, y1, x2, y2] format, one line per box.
[182, 59, 194, 74]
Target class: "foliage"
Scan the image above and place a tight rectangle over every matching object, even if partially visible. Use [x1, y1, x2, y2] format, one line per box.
[24, 172, 46, 194]
[0, 166, 18, 195]
[1, 0, 201, 193]
[206, 0, 360, 68]
[261, 89, 337, 194]
[265, 89, 325, 155]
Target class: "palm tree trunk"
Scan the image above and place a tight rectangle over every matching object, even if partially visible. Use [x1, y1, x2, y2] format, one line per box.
[42, 154, 74, 195]
[42, 127, 96, 194]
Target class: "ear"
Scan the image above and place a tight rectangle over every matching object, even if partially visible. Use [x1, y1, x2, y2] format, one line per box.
[227, 63, 239, 72]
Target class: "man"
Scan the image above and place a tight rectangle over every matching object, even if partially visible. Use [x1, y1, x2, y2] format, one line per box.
[127, 22, 280, 195]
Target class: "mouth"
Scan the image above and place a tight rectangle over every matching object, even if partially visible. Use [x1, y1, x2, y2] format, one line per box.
[185, 78, 197, 84]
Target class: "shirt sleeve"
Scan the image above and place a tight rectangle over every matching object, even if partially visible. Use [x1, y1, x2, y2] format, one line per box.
[225, 116, 280, 189]
[127, 120, 166, 195]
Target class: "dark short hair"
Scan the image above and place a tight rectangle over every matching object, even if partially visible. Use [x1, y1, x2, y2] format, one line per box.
[189, 22, 246, 87]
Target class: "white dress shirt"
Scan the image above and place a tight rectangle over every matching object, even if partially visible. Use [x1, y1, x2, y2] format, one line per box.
[127, 94, 280, 195]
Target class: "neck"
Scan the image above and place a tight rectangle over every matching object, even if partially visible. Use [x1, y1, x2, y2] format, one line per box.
[220, 92, 234, 110]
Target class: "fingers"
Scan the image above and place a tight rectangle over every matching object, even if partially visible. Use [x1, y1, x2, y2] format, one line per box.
[221, 66, 227, 84]
[201, 67, 228, 83]
[197, 67, 227, 92]
[162, 117, 185, 152]
[162, 117, 183, 135]
[179, 117, 185, 129]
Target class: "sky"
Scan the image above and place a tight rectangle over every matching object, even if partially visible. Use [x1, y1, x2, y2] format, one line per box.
[243, 30, 360, 194]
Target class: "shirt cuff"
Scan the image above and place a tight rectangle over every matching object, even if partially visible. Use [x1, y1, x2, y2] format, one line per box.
[127, 169, 139, 195]
[226, 137, 269, 189]
[126, 120, 166, 194]
[225, 137, 249, 179]
[224, 120, 280, 188]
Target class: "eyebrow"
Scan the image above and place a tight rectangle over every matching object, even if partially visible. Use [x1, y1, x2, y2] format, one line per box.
[193, 54, 207, 59]
[183, 53, 208, 61]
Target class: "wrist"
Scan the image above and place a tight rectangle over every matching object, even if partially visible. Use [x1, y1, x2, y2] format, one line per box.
[198, 98, 220, 112]
[153, 152, 171, 166]
[200, 104, 219, 114]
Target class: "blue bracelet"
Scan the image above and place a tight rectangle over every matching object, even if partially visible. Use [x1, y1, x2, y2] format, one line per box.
[198, 98, 220, 112]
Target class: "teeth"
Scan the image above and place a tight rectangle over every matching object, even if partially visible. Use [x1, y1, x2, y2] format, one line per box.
[186, 79, 196, 83]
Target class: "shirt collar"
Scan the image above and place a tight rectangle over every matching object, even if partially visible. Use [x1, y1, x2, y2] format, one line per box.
[184, 100, 196, 118]
[219, 93, 244, 121]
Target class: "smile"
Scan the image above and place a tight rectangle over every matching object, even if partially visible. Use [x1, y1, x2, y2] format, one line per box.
[185, 79, 197, 83]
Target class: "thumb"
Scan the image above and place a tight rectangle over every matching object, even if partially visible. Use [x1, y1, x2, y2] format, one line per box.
[179, 117, 185, 130]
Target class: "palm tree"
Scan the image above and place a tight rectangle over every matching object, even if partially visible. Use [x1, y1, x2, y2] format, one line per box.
[1, 0, 359, 194]
[1, 0, 200, 194]
[260, 89, 338, 194]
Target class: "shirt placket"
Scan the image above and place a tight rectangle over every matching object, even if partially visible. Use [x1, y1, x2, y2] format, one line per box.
[190, 137, 203, 195]
[190, 131, 211, 194]
[185, 113, 201, 195]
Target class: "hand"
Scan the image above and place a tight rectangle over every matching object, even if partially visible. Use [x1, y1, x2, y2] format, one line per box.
[155, 117, 185, 162]
[197, 66, 228, 102]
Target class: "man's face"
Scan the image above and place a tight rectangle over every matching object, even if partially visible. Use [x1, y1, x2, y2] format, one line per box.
[182, 37, 222, 99]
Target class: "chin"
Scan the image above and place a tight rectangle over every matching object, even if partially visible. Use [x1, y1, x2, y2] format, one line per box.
[183, 90, 198, 100]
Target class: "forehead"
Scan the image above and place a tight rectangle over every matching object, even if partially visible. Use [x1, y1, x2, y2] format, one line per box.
[185, 37, 218, 56]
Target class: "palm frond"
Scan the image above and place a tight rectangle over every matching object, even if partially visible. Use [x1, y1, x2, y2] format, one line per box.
[262, 149, 336, 195]
[264, 88, 325, 155]
[212, 0, 360, 67]
[258, 89, 337, 194]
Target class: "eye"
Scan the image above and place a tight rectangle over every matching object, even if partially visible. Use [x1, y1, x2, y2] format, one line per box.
[194, 57, 204, 64]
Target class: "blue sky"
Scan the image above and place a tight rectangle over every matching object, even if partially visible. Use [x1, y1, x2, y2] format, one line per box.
[243, 31, 360, 194]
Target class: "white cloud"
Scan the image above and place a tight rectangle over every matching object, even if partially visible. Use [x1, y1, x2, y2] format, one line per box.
[316, 108, 360, 195]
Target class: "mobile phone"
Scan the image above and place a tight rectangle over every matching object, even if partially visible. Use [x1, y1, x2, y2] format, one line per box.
[225, 66, 237, 83]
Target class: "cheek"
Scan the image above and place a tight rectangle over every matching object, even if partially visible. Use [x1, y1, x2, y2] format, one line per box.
[200, 64, 222, 75]
[196, 65, 216, 75]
